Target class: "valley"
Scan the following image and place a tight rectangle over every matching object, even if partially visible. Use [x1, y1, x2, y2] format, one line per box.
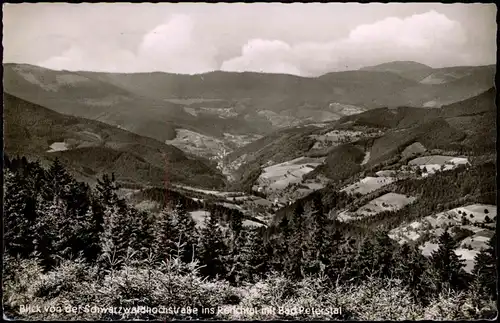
[3, 2, 498, 320]
[5, 63, 495, 235]
[3, 60, 496, 320]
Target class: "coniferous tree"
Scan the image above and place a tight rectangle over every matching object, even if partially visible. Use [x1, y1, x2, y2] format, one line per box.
[285, 202, 306, 280]
[154, 208, 178, 262]
[312, 195, 329, 257]
[45, 158, 73, 202]
[371, 229, 397, 278]
[429, 230, 467, 291]
[244, 228, 270, 282]
[25, 160, 48, 198]
[322, 228, 352, 283]
[128, 207, 154, 257]
[4, 153, 12, 169]
[32, 198, 68, 269]
[78, 206, 103, 263]
[225, 228, 248, 286]
[172, 203, 198, 263]
[307, 196, 344, 278]
[355, 237, 376, 278]
[85, 195, 106, 262]
[270, 214, 293, 273]
[471, 233, 497, 300]
[229, 209, 244, 237]
[4, 170, 38, 258]
[198, 212, 227, 279]
[96, 173, 123, 209]
[62, 181, 96, 259]
[301, 213, 321, 277]
[98, 204, 135, 270]
[393, 243, 429, 301]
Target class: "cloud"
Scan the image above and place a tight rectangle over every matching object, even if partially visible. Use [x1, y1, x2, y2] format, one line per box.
[221, 39, 301, 75]
[39, 47, 85, 71]
[221, 10, 468, 76]
[136, 14, 218, 74]
[39, 46, 137, 72]
[38, 10, 469, 75]
[39, 14, 218, 74]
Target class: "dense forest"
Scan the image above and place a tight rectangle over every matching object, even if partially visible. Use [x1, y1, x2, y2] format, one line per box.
[3, 154, 497, 320]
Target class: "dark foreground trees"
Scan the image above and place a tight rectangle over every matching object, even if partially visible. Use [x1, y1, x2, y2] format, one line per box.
[3, 155, 497, 320]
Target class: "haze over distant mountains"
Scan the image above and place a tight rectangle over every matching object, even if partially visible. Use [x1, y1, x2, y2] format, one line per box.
[3, 60, 495, 190]
[3, 61, 495, 142]
[4, 4, 495, 75]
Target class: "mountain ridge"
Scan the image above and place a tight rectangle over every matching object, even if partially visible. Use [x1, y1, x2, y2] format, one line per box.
[5, 61, 495, 78]
[3, 92, 226, 189]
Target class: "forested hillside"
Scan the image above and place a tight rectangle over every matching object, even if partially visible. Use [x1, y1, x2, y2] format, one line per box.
[3, 93, 226, 189]
[3, 1, 497, 319]
[3, 155, 497, 320]
[2, 62, 497, 321]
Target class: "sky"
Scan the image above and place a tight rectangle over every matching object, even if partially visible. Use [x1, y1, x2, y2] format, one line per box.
[3, 3, 497, 76]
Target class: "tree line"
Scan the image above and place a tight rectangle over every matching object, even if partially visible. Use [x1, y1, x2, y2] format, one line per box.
[3, 155, 497, 312]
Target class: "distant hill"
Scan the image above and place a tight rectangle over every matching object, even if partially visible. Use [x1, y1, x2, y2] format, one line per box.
[2, 64, 273, 142]
[230, 88, 496, 190]
[341, 87, 497, 166]
[361, 61, 432, 71]
[360, 61, 495, 88]
[3, 62, 494, 148]
[360, 61, 434, 82]
[3, 93, 226, 189]
[419, 65, 496, 86]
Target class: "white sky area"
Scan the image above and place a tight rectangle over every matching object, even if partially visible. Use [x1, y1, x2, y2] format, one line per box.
[3, 3, 497, 76]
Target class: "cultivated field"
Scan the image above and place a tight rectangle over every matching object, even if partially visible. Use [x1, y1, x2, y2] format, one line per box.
[47, 141, 69, 152]
[341, 176, 396, 195]
[388, 204, 496, 273]
[356, 193, 417, 216]
[257, 157, 324, 191]
[338, 192, 417, 221]
[257, 110, 302, 127]
[223, 133, 263, 148]
[408, 155, 469, 166]
[375, 170, 398, 177]
[408, 155, 469, 177]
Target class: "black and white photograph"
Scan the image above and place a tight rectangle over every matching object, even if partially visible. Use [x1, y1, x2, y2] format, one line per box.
[2, 2, 498, 320]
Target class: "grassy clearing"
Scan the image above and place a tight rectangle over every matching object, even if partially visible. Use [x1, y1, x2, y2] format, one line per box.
[454, 249, 481, 273]
[420, 241, 440, 256]
[375, 170, 397, 177]
[407, 155, 470, 178]
[189, 210, 211, 228]
[341, 176, 396, 195]
[409, 155, 469, 166]
[389, 204, 496, 273]
[357, 193, 417, 216]
[47, 142, 69, 153]
[338, 192, 416, 222]
[257, 157, 324, 191]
